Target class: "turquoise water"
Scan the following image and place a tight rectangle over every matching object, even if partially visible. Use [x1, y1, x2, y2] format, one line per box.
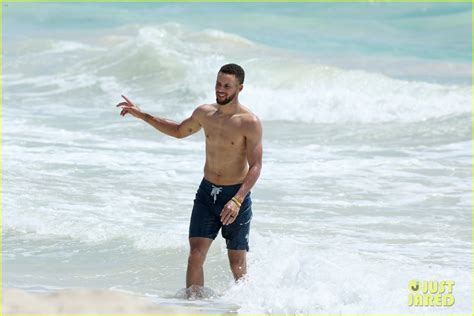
[4, 2, 472, 83]
[3, 2, 472, 314]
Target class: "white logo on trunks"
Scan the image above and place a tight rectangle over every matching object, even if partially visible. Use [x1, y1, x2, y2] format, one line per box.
[210, 185, 222, 204]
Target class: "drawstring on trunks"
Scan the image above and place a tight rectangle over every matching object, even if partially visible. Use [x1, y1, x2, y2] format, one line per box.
[210, 185, 223, 204]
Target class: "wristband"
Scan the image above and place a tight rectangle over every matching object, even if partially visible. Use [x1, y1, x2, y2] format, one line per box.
[231, 197, 242, 208]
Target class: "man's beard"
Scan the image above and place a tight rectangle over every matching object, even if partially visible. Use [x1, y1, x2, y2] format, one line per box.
[216, 92, 237, 105]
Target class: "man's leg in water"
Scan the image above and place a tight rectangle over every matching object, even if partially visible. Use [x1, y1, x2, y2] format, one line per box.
[186, 237, 213, 287]
[228, 249, 247, 280]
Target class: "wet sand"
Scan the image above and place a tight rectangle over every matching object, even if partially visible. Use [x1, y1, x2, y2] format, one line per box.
[3, 288, 204, 314]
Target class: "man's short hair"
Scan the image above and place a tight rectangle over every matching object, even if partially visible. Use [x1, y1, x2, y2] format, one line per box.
[219, 63, 245, 85]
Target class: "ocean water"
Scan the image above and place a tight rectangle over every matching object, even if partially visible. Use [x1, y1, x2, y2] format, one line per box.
[2, 2, 472, 314]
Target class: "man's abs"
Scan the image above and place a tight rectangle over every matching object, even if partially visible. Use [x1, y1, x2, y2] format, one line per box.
[203, 156, 249, 185]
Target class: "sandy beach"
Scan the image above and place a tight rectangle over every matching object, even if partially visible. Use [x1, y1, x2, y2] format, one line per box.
[3, 288, 202, 314]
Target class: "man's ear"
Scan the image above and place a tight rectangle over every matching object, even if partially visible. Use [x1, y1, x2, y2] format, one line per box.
[239, 84, 244, 92]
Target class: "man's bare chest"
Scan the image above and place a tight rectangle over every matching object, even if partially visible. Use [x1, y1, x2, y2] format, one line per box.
[202, 118, 245, 148]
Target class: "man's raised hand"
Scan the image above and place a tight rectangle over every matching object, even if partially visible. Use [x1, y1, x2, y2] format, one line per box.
[116, 95, 144, 119]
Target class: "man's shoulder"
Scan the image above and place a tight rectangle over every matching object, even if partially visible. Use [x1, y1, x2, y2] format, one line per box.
[193, 104, 217, 118]
[238, 106, 261, 134]
[197, 103, 217, 111]
[239, 106, 260, 124]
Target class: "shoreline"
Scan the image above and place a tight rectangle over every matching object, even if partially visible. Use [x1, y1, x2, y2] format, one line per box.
[2, 287, 206, 314]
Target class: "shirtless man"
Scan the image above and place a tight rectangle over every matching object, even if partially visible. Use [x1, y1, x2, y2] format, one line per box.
[116, 64, 263, 290]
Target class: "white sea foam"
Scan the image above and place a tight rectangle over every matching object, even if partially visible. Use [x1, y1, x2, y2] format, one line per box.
[46, 40, 101, 54]
[5, 24, 471, 124]
[218, 232, 472, 314]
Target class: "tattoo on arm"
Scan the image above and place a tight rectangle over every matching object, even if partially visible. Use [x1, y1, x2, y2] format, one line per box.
[143, 113, 153, 123]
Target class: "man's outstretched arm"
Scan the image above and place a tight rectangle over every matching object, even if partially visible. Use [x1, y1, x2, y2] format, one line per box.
[117, 95, 202, 139]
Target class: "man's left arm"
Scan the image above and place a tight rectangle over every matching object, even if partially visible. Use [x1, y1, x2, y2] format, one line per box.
[220, 116, 262, 225]
[234, 116, 263, 202]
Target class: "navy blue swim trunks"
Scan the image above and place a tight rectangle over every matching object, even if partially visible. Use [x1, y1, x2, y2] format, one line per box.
[189, 178, 252, 251]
